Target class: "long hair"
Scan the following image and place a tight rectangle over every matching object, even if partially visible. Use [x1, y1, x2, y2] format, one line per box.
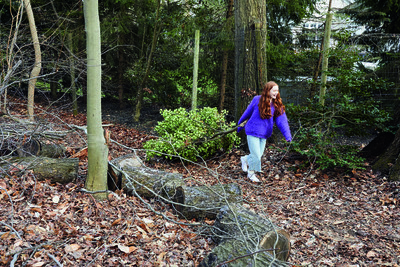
[258, 81, 285, 119]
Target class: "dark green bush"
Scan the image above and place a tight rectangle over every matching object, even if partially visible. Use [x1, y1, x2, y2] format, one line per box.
[286, 85, 391, 170]
[143, 107, 240, 161]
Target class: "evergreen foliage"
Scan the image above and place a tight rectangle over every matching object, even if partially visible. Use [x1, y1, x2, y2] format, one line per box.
[286, 47, 393, 170]
[143, 107, 240, 161]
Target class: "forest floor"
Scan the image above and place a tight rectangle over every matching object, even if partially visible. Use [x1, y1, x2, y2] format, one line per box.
[0, 97, 399, 266]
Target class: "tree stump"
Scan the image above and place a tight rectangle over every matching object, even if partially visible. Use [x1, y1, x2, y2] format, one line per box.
[4, 157, 78, 184]
[200, 203, 290, 266]
[173, 183, 243, 220]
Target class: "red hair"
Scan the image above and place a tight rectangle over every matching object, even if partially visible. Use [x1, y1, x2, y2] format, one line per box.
[258, 81, 285, 119]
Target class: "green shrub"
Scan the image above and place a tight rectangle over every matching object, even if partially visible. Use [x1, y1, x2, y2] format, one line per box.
[288, 123, 366, 170]
[286, 89, 391, 170]
[143, 107, 240, 161]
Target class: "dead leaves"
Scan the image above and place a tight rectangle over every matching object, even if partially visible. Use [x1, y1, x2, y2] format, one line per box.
[1, 98, 400, 266]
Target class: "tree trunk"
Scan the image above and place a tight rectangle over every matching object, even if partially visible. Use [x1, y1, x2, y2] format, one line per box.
[3, 157, 78, 184]
[117, 35, 126, 109]
[68, 32, 78, 116]
[372, 126, 400, 180]
[218, 0, 234, 113]
[234, 0, 267, 121]
[199, 203, 290, 266]
[319, 1, 333, 106]
[2, 1, 23, 113]
[191, 29, 200, 111]
[133, 0, 161, 122]
[24, 0, 42, 121]
[83, 0, 109, 200]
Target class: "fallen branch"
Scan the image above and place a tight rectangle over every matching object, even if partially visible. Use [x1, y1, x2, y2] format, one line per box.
[193, 120, 247, 145]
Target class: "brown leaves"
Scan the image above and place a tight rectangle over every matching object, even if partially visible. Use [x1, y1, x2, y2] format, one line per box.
[1, 97, 399, 266]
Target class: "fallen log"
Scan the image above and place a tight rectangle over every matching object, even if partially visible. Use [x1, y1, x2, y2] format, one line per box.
[109, 162, 185, 201]
[110, 154, 290, 265]
[1, 138, 66, 158]
[3, 156, 78, 184]
[109, 154, 242, 219]
[200, 203, 290, 266]
[199, 238, 290, 267]
[173, 183, 243, 220]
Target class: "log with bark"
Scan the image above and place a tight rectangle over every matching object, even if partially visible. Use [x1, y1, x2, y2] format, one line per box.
[2, 156, 78, 184]
[0, 137, 66, 158]
[108, 157, 185, 201]
[173, 183, 243, 220]
[199, 203, 290, 266]
[109, 154, 291, 265]
[199, 238, 290, 267]
[109, 154, 242, 219]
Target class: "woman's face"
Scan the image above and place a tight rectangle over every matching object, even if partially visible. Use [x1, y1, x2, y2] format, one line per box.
[269, 85, 279, 99]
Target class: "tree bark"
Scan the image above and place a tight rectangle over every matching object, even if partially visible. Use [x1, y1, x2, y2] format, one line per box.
[174, 183, 242, 220]
[109, 154, 242, 219]
[191, 29, 200, 111]
[24, 0, 42, 121]
[319, 0, 333, 106]
[234, 0, 267, 121]
[2, 1, 23, 113]
[13, 138, 66, 158]
[116, 165, 185, 200]
[200, 238, 290, 267]
[199, 203, 290, 266]
[83, 0, 109, 200]
[68, 32, 78, 116]
[117, 36, 126, 109]
[218, 0, 234, 113]
[372, 126, 400, 180]
[133, 0, 161, 122]
[3, 157, 78, 184]
[109, 156, 290, 265]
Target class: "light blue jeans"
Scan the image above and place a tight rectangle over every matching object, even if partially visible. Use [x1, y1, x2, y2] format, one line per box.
[244, 135, 267, 172]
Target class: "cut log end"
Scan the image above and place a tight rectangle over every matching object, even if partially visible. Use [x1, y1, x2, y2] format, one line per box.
[259, 229, 291, 262]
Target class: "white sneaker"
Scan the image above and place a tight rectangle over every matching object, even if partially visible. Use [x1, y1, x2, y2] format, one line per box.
[248, 171, 260, 183]
[241, 156, 248, 172]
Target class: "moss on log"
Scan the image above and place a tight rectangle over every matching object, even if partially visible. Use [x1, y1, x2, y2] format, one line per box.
[110, 164, 185, 201]
[199, 238, 290, 267]
[174, 183, 243, 220]
[4, 157, 78, 184]
[1, 138, 66, 158]
[209, 204, 290, 262]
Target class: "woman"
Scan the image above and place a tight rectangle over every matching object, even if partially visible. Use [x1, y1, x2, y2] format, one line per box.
[237, 81, 292, 182]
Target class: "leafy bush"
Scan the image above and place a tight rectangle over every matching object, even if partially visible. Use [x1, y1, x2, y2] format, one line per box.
[143, 107, 240, 161]
[286, 87, 391, 170]
[287, 120, 366, 170]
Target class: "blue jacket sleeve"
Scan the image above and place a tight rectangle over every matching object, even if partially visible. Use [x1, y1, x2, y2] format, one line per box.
[237, 96, 258, 132]
[275, 112, 292, 142]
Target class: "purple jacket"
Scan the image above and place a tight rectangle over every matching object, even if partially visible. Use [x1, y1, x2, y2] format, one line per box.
[238, 95, 292, 141]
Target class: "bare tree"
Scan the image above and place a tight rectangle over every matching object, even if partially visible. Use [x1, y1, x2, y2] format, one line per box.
[23, 0, 42, 121]
[83, 0, 109, 200]
[133, 0, 162, 122]
[1, 1, 23, 113]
